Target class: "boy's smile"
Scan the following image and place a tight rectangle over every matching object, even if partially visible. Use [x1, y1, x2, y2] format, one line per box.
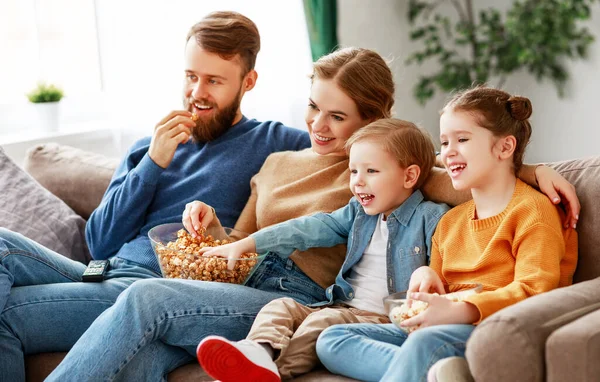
[349, 141, 414, 218]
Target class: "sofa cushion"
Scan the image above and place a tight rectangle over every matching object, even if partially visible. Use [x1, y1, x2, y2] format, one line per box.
[547, 156, 600, 283]
[466, 276, 600, 382]
[24, 143, 119, 220]
[546, 305, 600, 382]
[0, 146, 90, 263]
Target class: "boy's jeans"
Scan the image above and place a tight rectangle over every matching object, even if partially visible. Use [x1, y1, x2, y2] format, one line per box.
[316, 323, 475, 382]
[0, 228, 160, 382]
[46, 254, 326, 381]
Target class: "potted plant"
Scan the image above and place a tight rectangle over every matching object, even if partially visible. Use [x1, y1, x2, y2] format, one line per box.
[405, 0, 596, 104]
[26, 82, 64, 132]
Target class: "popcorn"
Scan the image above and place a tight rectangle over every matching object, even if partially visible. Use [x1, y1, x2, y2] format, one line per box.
[156, 229, 259, 284]
[389, 292, 473, 334]
[389, 299, 429, 334]
[191, 113, 199, 121]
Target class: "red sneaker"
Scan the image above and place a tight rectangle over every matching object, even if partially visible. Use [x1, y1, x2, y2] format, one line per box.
[197, 336, 281, 382]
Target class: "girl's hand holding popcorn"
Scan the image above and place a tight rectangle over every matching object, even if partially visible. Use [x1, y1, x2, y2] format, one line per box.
[408, 266, 445, 295]
[182, 201, 215, 238]
[198, 236, 257, 271]
[400, 292, 480, 330]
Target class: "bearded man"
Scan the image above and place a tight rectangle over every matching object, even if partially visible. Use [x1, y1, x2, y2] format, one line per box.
[0, 11, 309, 382]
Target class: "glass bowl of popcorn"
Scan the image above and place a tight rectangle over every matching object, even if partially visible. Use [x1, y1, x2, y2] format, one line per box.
[383, 283, 483, 334]
[148, 223, 266, 285]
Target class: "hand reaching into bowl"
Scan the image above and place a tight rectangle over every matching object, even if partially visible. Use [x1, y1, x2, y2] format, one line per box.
[199, 236, 258, 271]
[407, 266, 446, 301]
[182, 201, 216, 238]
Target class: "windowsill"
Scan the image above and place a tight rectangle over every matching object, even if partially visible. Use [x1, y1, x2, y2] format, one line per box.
[0, 120, 118, 145]
[0, 121, 117, 145]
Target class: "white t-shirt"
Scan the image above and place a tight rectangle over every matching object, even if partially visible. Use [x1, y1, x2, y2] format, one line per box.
[345, 214, 389, 315]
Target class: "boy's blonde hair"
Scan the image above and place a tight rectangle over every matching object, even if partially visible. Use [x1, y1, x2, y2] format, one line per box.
[344, 118, 436, 189]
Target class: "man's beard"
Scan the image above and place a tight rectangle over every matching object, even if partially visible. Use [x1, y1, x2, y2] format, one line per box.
[184, 91, 242, 143]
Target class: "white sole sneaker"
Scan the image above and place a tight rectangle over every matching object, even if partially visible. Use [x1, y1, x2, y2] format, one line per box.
[197, 336, 281, 382]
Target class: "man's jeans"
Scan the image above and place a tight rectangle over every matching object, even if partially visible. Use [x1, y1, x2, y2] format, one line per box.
[46, 253, 327, 381]
[316, 323, 475, 382]
[0, 228, 159, 382]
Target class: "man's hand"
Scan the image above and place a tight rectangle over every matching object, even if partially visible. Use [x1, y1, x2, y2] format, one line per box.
[182, 201, 215, 238]
[198, 237, 257, 270]
[400, 293, 480, 329]
[149, 111, 196, 168]
[408, 266, 445, 295]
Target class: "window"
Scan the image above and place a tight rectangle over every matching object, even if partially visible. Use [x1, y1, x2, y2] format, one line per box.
[1, 0, 312, 147]
[0, 0, 102, 102]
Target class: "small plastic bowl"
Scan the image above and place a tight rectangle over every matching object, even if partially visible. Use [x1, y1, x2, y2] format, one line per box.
[383, 283, 483, 333]
[148, 223, 266, 285]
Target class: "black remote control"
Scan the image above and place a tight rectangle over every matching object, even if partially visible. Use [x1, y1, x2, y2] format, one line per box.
[82, 260, 110, 282]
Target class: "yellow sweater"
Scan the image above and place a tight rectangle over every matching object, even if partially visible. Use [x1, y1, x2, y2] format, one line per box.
[431, 179, 578, 324]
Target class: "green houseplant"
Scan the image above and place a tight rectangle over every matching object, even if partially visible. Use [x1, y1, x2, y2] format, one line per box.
[406, 0, 597, 104]
[26, 82, 64, 103]
[26, 82, 64, 132]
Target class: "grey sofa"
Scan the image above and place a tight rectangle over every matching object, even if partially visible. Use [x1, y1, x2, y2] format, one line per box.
[20, 143, 355, 382]
[20, 143, 600, 382]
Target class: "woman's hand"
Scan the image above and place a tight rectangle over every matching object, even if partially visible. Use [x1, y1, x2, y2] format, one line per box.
[407, 266, 445, 295]
[400, 293, 479, 329]
[182, 201, 215, 238]
[198, 237, 257, 270]
[535, 165, 580, 229]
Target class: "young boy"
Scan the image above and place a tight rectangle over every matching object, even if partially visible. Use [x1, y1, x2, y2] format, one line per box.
[195, 119, 450, 382]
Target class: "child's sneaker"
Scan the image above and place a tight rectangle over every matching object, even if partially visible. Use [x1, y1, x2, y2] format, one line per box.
[197, 335, 281, 382]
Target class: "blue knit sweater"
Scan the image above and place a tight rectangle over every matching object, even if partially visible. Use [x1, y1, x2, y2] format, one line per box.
[85, 116, 310, 273]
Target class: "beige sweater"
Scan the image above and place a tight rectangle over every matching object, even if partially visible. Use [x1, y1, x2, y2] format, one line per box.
[222, 148, 540, 289]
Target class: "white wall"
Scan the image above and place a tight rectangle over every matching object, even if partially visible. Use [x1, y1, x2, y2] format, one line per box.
[338, 0, 600, 162]
[94, 0, 312, 150]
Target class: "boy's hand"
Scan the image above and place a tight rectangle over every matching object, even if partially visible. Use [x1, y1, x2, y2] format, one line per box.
[182, 201, 215, 238]
[198, 237, 257, 271]
[149, 110, 196, 168]
[400, 293, 479, 329]
[407, 266, 445, 295]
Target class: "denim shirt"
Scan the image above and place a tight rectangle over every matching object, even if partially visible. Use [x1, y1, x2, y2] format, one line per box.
[251, 190, 450, 307]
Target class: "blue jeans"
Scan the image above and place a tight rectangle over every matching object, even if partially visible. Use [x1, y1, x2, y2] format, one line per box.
[0, 228, 159, 382]
[316, 323, 475, 382]
[46, 253, 327, 381]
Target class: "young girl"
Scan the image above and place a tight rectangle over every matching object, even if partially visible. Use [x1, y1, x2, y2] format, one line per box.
[195, 119, 449, 382]
[314, 86, 579, 382]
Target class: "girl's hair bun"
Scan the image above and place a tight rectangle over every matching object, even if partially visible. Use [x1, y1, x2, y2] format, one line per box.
[507, 96, 532, 121]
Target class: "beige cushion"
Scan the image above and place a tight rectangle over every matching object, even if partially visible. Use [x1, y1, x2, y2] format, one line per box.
[24, 143, 119, 220]
[546, 306, 600, 382]
[0, 146, 90, 263]
[466, 277, 600, 382]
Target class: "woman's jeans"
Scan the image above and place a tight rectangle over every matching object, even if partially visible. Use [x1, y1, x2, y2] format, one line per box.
[316, 323, 475, 382]
[45, 253, 327, 382]
[0, 228, 160, 382]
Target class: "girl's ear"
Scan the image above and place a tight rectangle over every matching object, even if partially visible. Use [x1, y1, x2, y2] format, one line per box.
[497, 135, 517, 160]
[404, 164, 421, 189]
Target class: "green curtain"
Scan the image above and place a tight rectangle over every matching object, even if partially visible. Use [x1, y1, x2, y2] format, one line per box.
[303, 0, 338, 61]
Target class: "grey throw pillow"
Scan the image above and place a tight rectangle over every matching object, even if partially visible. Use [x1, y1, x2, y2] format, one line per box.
[0, 146, 90, 263]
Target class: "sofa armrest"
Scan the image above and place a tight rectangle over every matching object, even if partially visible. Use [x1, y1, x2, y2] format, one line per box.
[465, 277, 600, 382]
[24, 143, 118, 219]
